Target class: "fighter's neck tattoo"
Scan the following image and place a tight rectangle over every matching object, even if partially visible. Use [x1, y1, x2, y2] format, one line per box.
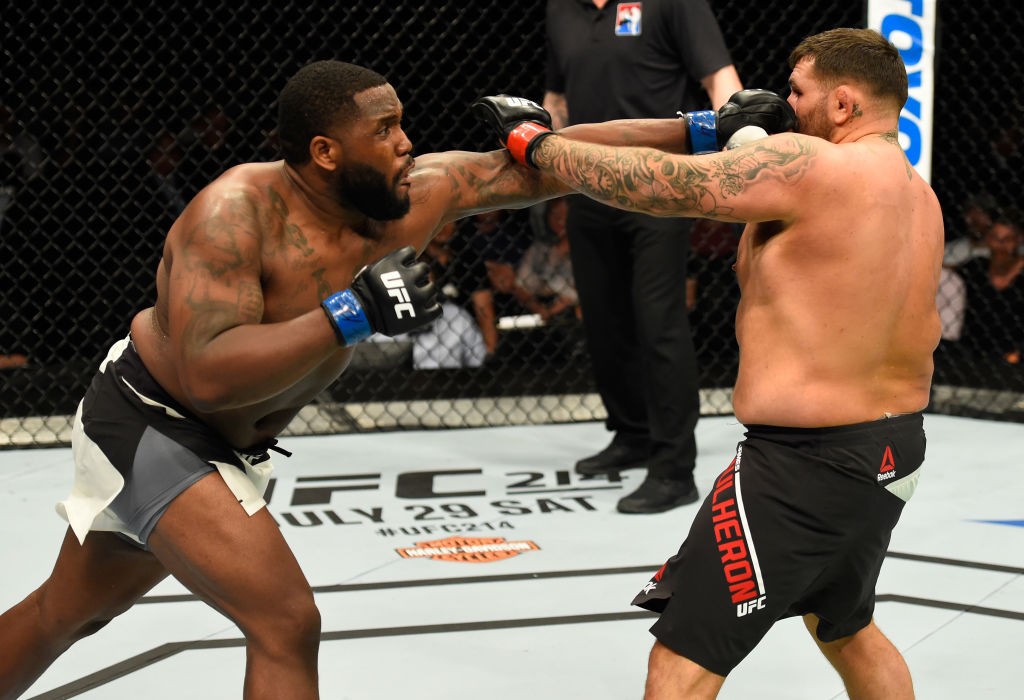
[879, 128, 914, 181]
[852, 103, 864, 118]
[879, 129, 900, 146]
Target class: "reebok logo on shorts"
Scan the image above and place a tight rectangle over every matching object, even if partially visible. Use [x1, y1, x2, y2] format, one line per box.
[877, 445, 896, 482]
[712, 449, 767, 617]
[639, 561, 668, 595]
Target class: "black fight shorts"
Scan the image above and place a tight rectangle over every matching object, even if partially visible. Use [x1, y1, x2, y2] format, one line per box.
[631, 413, 925, 676]
[59, 336, 277, 548]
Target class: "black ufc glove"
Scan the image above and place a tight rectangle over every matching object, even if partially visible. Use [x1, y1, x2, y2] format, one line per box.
[682, 89, 796, 154]
[471, 94, 554, 168]
[321, 246, 441, 346]
[717, 89, 797, 148]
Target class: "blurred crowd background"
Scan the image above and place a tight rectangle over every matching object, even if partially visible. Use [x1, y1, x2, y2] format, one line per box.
[2, 1, 1023, 444]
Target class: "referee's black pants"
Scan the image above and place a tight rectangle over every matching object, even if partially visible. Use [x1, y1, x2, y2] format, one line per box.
[567, 197, 699, 480]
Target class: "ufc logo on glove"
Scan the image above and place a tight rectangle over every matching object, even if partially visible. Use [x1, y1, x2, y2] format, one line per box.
[504, 97, 542, 110]
[380, 271, 416, 319]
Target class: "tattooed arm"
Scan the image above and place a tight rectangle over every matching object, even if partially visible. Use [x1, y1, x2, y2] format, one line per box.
[164, 186, 338, 412]
[411, 113, 717, 226]
[408, 150, 571, 233]
[530, 133, 820, 223]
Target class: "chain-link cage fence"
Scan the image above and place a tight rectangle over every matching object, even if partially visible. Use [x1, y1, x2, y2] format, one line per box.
[2, 1, 1023, 446]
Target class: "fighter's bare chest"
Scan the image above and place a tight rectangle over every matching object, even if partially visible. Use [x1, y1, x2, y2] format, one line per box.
[257, 221, 388, 323]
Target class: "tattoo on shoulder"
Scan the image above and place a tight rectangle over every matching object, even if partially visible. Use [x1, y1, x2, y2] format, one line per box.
[182, 192, 261, 279]
[267, 185, 289, 218]
[267, 185, 315, 257]
[174, 192, 272, 352]
[535, 135, 815, 218]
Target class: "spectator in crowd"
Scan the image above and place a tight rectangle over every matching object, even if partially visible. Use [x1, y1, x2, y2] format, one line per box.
[408, 302, 488, 370]
[0, 104, 45, 233]
[467, 210, 529, 304]
[409, 221, 492, 368]
[513, 197, 579, 321]
[143, 129, 189, 230]
[959, 216, 1024, 368]
[687, 218, 743, 376]
[461, 210, 532, 353]
[179, 105, 246, 197]
[989, 108, 1023, 177]
[543, 0, 743, 512]
[936, 266, 967, 342]
[1, 103, 46, 368]
[943, 192, 996, 268]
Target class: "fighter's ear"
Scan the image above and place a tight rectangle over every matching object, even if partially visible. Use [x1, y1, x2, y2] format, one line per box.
[832, 85, 859, 125]
[310, 134, 340, 171]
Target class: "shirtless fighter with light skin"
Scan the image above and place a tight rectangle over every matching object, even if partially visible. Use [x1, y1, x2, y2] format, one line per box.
[0, 61, 793, 699]
[478, 28, 942, 700]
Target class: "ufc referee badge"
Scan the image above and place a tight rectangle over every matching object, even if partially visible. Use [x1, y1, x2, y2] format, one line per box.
[615, 2, 642, 36]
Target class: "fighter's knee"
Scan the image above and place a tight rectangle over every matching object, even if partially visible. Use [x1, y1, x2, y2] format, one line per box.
[285, 596, 322, 651]
[34, 583, 128, 642]
[244, 591, 321, 656]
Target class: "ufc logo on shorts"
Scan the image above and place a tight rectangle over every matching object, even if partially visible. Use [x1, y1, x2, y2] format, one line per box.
[379, 271, 416, 319]
[504, 96, 541, 110]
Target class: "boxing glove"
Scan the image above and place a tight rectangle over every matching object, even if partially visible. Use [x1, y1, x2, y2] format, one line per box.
[321, 246, 441, 346]
[682, 89, 797, 154]
[471, 95, 554, 168]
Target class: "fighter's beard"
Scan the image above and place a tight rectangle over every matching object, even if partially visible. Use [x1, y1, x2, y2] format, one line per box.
[336, 161, 411, 223]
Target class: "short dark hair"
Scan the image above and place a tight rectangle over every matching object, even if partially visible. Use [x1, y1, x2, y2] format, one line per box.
[277, 60, 388, 165]
[992, 207, 1024, 231]
[789, 28, 908, 112]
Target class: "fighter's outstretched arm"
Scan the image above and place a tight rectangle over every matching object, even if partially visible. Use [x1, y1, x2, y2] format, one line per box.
[413, 149, 568, 225]
[529, 133, 818, 224]
[413, 118, 714, 228]
[557, 118, 694, 153]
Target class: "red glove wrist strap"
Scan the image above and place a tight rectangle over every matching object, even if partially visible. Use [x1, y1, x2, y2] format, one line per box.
[507, 122, 551, 165]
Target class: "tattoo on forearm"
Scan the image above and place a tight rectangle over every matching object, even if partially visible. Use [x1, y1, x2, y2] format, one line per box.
[533, 136, 814, 218]
[444, 154, 558, 213]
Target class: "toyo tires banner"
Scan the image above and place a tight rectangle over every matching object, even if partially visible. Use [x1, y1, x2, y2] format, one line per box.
[868, 0, 938, 182]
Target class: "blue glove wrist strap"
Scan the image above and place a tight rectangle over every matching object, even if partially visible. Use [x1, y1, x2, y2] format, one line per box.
[686, 110, 718, 155]
[321, 289, 372, 346]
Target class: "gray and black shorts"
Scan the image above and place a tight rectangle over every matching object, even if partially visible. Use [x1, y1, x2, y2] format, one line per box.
[59, 336, 277, 548]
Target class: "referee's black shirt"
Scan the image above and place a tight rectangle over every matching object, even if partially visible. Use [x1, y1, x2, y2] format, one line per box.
[545, 0, 734, 124]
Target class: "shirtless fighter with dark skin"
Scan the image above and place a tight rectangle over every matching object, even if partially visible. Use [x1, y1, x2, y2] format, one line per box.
[0, 61, 790, 699]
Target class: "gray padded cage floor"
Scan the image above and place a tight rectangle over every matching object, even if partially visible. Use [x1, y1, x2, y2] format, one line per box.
[2, 415, 1021, 699]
